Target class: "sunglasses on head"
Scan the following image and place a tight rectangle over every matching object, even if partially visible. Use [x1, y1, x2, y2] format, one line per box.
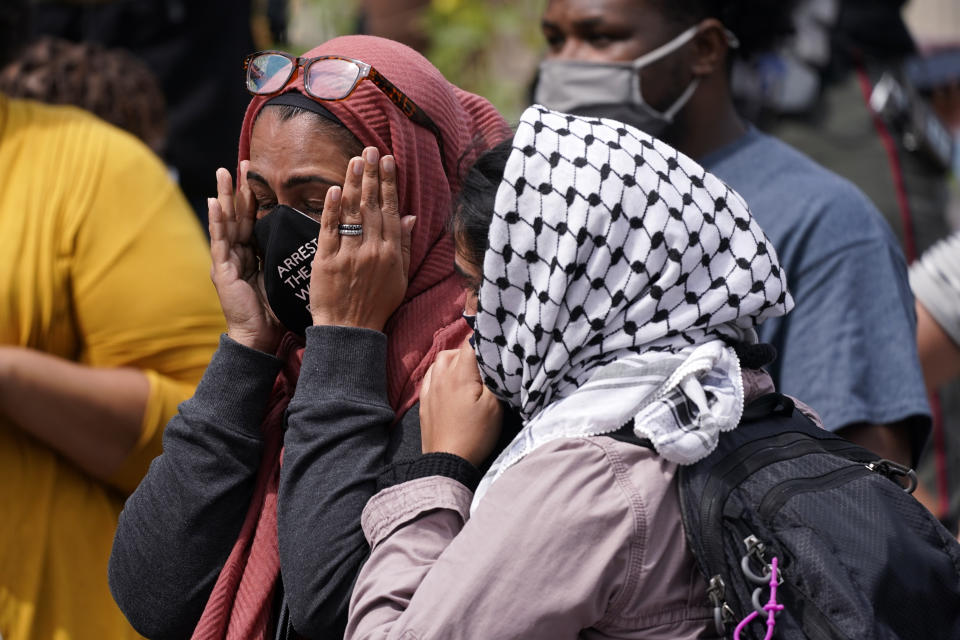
[243, 50, 447, 171]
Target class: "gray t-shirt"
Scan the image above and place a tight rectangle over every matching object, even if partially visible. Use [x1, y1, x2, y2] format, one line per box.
[911, 229, 960, 347]
[701, 128, 930, 446]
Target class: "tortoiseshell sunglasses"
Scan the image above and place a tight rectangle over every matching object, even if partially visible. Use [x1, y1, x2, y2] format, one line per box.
[243, 50, 447, 170]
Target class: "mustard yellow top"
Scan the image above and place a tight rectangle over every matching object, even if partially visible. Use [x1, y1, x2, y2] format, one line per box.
[0, 97, 225, 640]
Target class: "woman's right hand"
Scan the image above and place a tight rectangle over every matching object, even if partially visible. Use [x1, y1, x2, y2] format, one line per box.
[420, 339, 503, 468]
[209, 161, 283, 354]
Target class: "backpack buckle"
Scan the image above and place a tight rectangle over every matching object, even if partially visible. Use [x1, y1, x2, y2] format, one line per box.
[866, 459, 918, 494]
[741, 535, 783, 585]
[707, 575, 736, 635]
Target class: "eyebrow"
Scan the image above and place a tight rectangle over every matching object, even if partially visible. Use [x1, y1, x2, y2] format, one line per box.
[542, 16, 607, 31]
[246, 170, 342, 190]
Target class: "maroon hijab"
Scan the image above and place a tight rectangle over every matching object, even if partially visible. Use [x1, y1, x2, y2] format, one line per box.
[241, 35, 509, 416]
[191, 35, 509, 639]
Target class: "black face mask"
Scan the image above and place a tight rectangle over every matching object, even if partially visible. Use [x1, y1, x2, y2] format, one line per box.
[253, 205, 321, 335]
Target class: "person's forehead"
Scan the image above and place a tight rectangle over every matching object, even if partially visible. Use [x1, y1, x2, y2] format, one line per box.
[252, 111, 337, 154]
[544, 0, 654, 26]
[249, 110, 352, 180]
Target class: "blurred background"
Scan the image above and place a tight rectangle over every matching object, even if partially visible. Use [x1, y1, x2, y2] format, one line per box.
[11, 0, 546, 223]
[7, 0, 960, 521]
[277, 0, 960, 232]
[906, 0, 960, 49]
[13, 0, 957, 224]
[275, 0, 547, 120]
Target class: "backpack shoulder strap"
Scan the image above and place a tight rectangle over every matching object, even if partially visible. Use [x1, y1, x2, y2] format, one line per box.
[741, 392, 796, 422]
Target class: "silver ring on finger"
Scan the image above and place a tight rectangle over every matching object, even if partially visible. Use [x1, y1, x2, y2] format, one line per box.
[338, 223, 363, 236]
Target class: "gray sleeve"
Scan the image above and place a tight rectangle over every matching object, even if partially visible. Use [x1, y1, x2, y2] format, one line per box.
[911, 230, 960, 347]
[278, 325, 421, 639]
[108, 334, 282, 640]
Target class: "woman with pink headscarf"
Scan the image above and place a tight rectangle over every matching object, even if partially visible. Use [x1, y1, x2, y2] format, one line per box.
[108, 35, 508, 639]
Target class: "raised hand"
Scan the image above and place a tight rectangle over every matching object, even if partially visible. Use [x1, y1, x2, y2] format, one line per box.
[309, 146, 416, 331]
[208, 162, 283, 353]
[420, 339, 503, 468]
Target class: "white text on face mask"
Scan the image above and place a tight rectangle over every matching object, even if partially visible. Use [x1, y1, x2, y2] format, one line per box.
[277, 237, 319, 303]
[276, 237, 319, 279]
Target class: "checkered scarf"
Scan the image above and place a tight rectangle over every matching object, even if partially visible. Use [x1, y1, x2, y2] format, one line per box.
[471, 106, 792, 509]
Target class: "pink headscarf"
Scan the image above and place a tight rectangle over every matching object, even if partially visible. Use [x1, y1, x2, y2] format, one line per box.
[192, 35, 509, 639]
[242, 35, 509, 416]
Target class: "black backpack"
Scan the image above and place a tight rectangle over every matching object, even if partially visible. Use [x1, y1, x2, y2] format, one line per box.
[670, 392, 960, 639]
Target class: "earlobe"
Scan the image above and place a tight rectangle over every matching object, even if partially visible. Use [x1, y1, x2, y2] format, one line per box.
[690, 18, 732, 77]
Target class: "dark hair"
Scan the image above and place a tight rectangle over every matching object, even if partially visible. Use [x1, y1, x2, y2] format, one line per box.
[654, 0, 799, 59]
[0, 0, 30, 69]
[257, 103, 364, 159]
[453, 137, 513, 274]
[0, 37, 168, 153]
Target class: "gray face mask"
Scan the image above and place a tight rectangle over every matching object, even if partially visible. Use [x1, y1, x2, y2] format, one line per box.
[534, 26, 714, 137]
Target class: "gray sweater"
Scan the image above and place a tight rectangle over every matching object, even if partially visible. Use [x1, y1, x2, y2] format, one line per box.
[108, 326, 422, 639]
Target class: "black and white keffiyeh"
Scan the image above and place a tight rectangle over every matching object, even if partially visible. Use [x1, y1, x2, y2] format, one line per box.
[471, 106, 792, 509]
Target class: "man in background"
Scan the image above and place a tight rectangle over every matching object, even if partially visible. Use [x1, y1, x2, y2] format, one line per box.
[533, 0, 931, 469]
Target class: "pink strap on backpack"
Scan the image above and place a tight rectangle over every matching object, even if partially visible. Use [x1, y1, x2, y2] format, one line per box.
[733, 556, 784, 640]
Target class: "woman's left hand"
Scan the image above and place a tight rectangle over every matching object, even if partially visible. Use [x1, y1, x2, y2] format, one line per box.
[309, 147, 416, 331]
[420, 339, 503, 468]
